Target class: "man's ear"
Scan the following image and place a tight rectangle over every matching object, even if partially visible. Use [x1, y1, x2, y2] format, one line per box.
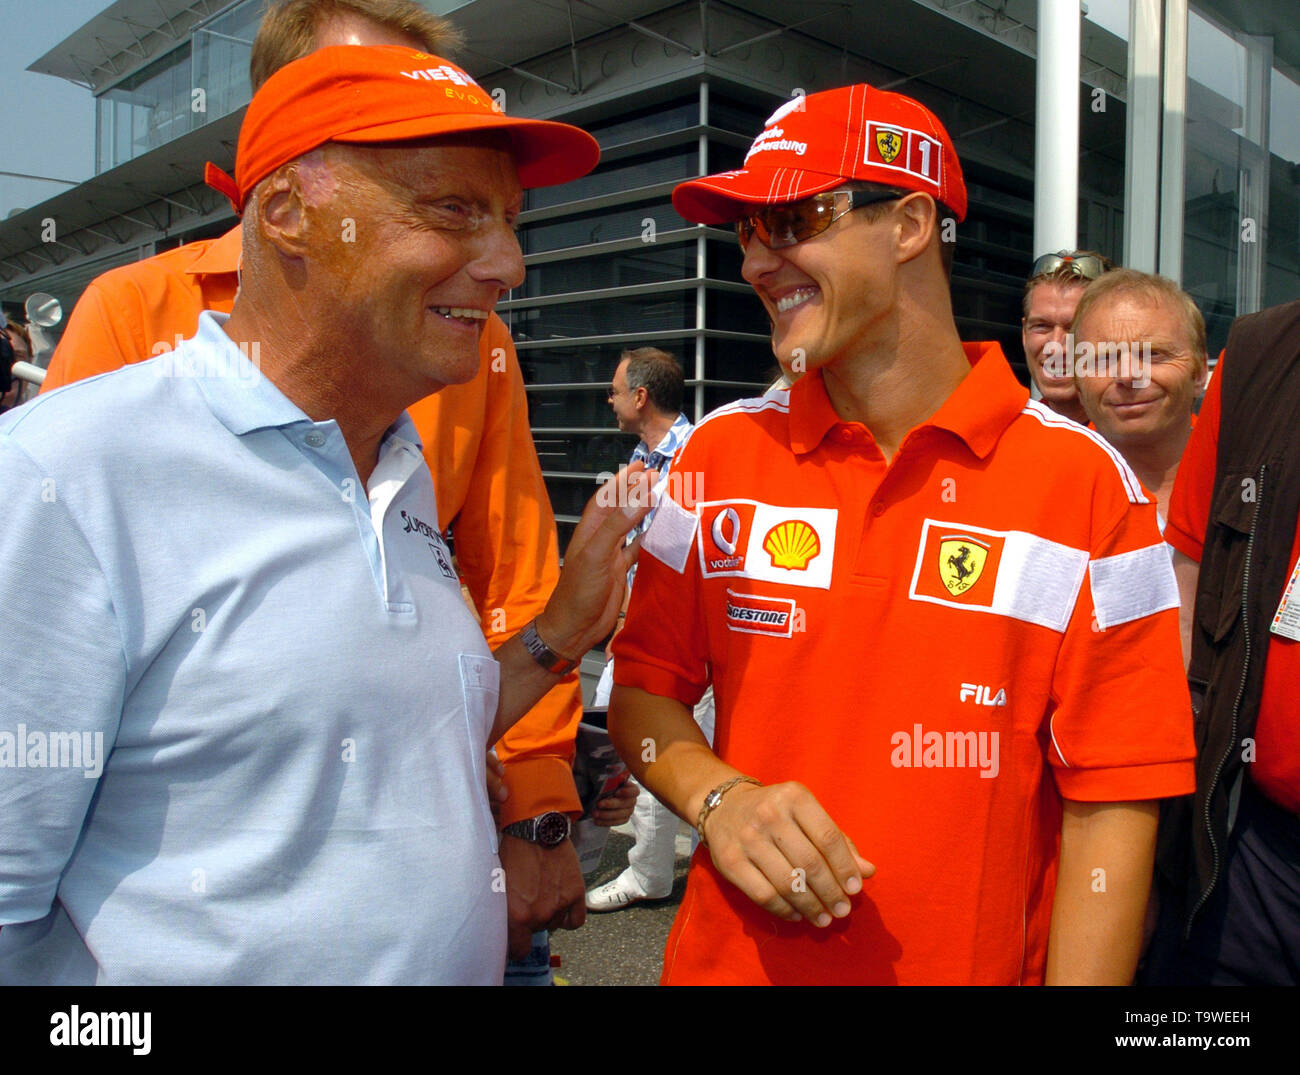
[253, 163, 313, 259]
[894, 192, 938, 266]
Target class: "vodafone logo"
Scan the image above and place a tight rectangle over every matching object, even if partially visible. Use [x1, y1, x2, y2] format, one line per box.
[697, 499, 837, 589]
[711, 508, 740, 556]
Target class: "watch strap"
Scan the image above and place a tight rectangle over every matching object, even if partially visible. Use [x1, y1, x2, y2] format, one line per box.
[520, 619, 579, 676]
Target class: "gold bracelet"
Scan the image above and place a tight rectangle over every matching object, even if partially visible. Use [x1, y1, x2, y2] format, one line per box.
[696, 775, 763, 849]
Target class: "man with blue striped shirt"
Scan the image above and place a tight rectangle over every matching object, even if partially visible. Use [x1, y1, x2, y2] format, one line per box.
[587, 348, 710, 912]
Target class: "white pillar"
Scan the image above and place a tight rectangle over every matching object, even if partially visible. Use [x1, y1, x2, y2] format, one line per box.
[1158, 0, 1188, 281]
[695, 79, 708, 423]
[1125, 0, 1163, 272]
[1034, 0, 1081, 258]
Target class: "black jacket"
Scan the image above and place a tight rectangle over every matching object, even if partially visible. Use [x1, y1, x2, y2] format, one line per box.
[1156, 299, 1300, 936]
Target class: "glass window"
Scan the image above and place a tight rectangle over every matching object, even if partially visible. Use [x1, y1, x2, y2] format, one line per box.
[585, 100, 699, 146]
[1180, 2, 1300, 351]
[520, 242, 697, 298]
[508, 290, 695, 345]
[95, 45, 193, 172]
[191, 0, 260, 124]
[705, 287, 769, 341]
[528, 146, 697, 209]
[521, 337, 699, 421]
[520, 201, 688, 255]
[533, 430, 636, 475]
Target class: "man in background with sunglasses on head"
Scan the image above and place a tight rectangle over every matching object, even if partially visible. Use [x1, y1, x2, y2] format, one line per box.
[1022, 250, 1114, 424]
[607, 85, 1195, 984]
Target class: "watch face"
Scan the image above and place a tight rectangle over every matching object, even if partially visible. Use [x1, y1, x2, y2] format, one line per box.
[536, 812, 570, 847]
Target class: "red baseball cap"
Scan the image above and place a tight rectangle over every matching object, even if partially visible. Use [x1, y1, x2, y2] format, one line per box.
[206, 46, 600, 214]
[673, 83, 966, 225]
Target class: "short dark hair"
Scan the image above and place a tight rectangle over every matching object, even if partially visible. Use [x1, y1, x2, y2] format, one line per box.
[620, 347, 684, 416]
[844, 181, 957, 278]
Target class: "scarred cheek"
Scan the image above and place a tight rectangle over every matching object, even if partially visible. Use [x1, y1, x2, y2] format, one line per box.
[296, 149, 339, 206]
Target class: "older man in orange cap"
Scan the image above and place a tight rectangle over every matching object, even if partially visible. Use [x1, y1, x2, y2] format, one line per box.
[0, 47, 650, 985]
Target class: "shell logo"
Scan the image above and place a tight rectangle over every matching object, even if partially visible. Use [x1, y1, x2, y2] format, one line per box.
[763, 520, 821, 570]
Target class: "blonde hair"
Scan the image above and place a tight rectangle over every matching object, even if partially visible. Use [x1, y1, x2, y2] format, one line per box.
[250, 0, 463, 91]
[1071, 268, 1208, 374]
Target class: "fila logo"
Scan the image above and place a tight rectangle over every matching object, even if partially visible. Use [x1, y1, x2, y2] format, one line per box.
[959, 683, 1007, 707]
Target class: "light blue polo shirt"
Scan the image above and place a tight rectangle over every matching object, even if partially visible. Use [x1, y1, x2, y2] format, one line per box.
[0, 312, 506, 984]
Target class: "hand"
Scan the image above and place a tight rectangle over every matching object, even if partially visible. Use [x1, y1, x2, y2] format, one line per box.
[498, 834, 586, 960]
[592, 779, 639, 827]
[484, 751, 508, 823]
[536, 463, 656, 660]
[702, 781, 874, 927]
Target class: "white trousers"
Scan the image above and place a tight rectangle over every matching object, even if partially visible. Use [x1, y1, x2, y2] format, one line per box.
[594, 661, 714, 896]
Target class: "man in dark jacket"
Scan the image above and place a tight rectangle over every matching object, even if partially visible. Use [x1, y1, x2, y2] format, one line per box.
[1146, 298, 1300, 985]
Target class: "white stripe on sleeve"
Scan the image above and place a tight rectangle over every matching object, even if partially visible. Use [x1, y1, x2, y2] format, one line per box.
[1089, 543, 1180, 630]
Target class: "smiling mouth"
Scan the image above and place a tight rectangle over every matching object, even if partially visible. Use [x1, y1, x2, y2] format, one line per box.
[430, 306, 489, 325]
[776, 288, 818, 314]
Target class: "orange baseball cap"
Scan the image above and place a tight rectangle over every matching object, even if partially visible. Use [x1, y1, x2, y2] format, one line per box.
[673, 83, 966, 225]
[206, 46, 600, 214]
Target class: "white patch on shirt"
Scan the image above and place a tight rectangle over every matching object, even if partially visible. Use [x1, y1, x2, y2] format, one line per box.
[1089, 543, 1180, 630]
[641, 495, 698, 575]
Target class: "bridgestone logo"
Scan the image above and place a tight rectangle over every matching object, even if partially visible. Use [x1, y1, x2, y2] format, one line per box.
[726, 602, 788, 626]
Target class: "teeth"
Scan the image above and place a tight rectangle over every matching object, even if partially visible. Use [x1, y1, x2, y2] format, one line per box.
[776, 288, 818, 313]
[431, 307, 489, 320]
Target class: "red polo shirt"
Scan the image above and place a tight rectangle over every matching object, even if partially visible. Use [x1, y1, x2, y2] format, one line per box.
[1166, 366, 1300, 813]
[614, 341, 1196, 985]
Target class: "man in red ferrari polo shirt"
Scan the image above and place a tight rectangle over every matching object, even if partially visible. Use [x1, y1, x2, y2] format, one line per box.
[607, 85, 1196, 985]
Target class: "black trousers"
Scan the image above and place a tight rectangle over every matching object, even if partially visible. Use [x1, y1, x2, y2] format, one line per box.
[1143, 778, 1300, 986]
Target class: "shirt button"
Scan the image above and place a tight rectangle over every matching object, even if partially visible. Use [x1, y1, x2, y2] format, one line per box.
[871, 500, 885, 516]
[837, 428, 853, 443]
[304, 431, 326, 448]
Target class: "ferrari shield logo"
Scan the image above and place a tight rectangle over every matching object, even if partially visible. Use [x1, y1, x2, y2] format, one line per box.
[875, 127, 903, 164]
[938, 536, 989, 596]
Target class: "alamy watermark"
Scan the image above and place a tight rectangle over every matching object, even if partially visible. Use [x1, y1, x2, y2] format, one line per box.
[151, 335, 262, 379]
[890, 723, 999, 779]
[1042, 334, 1154, 387]
[0, 725, 105, 778]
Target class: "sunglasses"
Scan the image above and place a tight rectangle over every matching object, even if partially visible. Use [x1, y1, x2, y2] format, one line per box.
[1028, 251, 1109, 282]
[735, 188, 905, 250]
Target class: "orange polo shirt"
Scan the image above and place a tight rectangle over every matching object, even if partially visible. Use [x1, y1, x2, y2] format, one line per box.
[1166, 364, 1300, 813]
[41, 226, 581, 823]
[614, 341, 1195, 985]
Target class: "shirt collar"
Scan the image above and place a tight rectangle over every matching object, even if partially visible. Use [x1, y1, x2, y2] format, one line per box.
[787, 340, 1028, 460]
[185, 225, 242, 277]
[188, 311, 423, 451]
[635, 412, 692, 461]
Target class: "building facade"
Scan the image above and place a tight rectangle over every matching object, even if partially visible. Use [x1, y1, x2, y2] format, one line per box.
[2, 0, 1297, 545]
